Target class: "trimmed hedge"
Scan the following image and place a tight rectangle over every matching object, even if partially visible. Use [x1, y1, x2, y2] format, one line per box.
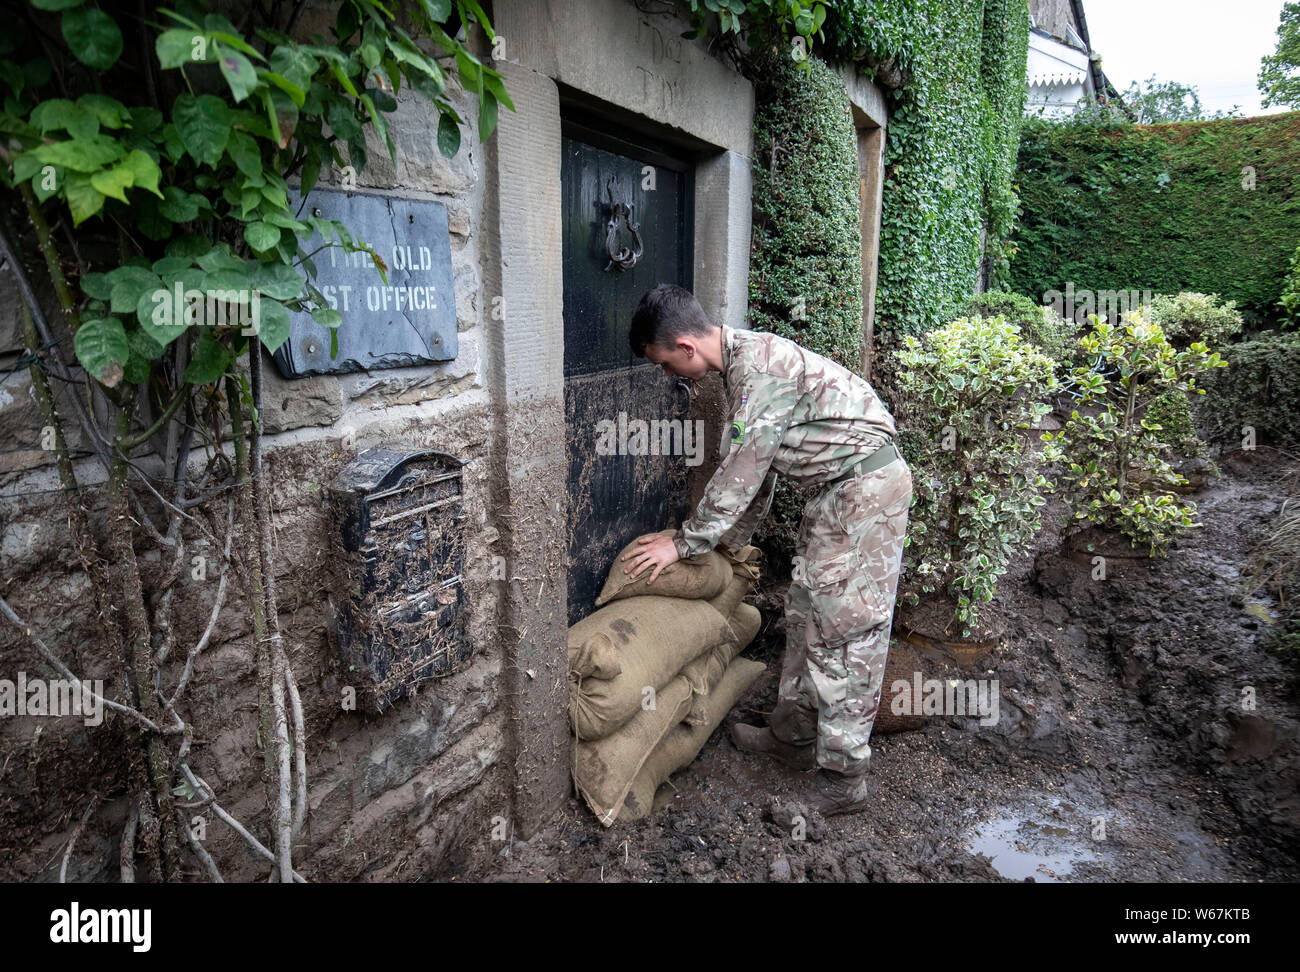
[1009, 112, 1300, 324]
[1194, 330, 1300, 447]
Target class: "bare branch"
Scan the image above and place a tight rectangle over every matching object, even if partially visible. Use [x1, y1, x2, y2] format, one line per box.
[0, 594, 165, 735]
[178, 764, 307, 883]
[59, 794, 99, 883]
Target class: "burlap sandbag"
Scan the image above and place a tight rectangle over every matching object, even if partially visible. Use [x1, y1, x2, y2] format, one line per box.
[620, 657, 765, 821]
[595, 531, 731, 607]
[568, 596, 733, 740]
[680, 602, 761, 706]
[706, 546, 761, 619]
[873, 639, 927, 735]
[573, 675, 695, 826]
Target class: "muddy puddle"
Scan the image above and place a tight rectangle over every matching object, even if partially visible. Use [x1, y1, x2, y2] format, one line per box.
[963, 799, 1104, 882]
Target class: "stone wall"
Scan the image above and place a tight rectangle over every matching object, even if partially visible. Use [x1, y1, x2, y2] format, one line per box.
[0, 0, 756, 881]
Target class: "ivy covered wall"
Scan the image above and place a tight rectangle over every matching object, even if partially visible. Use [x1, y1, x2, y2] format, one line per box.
[1008, 112, 1300, 323]
[700, 0, 1031, 350]
[822, 0, 1030, 337]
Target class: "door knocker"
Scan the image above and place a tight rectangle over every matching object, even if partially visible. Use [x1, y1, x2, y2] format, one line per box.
[603, 177, 643, 272]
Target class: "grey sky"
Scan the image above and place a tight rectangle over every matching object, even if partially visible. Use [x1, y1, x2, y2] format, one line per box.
[1083, 0, 1290, 116]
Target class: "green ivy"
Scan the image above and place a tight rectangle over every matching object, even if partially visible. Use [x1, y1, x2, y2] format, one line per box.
[681, 1, 1030, 339]
[2, 0, 508, 388]
[747, 50, 862, 367]
[1009, 113, 1300, 325]
[821, 0, 1030, 335]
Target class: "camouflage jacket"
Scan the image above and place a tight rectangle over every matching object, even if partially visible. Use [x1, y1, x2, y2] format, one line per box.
[673, 324, 898, 558]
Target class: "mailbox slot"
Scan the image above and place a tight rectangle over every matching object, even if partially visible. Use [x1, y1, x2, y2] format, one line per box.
[329, 447, 469, 711]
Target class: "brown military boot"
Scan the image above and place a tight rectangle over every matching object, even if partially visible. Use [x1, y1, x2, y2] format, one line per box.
[804, 768, 871, 816]
[730, 723, 818, 771]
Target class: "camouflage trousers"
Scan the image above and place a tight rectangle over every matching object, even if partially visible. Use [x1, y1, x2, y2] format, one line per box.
[769, 455, 912, 776]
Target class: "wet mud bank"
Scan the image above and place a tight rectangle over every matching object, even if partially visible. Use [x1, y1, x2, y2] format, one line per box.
[460, 452, 1299, 882]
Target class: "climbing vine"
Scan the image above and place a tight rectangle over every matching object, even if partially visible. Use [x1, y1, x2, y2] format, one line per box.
[0, 0, 506, 882]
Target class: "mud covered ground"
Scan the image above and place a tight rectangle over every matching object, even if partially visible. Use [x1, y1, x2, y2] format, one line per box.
[460, 450, 1300, 883]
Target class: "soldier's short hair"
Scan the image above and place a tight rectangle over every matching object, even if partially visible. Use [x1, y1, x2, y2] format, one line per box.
[629, 283, 714, 357]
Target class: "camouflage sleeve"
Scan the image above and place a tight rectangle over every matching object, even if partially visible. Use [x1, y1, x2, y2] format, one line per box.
[673, 373, 797, 557]
[717, 469, 777, 552]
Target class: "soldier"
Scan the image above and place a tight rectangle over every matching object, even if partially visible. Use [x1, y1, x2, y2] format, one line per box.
[622, 283, 911, 815]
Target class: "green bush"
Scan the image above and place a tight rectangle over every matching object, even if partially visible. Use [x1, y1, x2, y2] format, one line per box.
[895, 315, 1058, 635]
[1042, 316, 1225, 555]
[1281, 242, 1300, 325]
[746, 50, 863, 564]
[1146, 292, 1243, 348]
[1195, 330, 1300, 447]
[958, 290, 1081, 365]
[1144, 389, 1207, 460]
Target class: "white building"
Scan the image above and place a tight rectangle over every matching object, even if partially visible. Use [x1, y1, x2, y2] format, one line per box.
[1026, 0, 1118, 118]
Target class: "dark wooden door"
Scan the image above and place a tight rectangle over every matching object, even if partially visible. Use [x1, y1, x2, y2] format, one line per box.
[561, 118, 694, 625]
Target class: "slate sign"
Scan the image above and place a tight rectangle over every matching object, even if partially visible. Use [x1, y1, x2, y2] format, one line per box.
[272, 188, 457, 378]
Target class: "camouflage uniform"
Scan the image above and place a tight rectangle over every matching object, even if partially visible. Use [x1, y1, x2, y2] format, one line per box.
[673, 324, 910, 777]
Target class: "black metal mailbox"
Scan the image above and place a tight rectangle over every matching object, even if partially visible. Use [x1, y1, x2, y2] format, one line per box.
[328, 446, 469, 711]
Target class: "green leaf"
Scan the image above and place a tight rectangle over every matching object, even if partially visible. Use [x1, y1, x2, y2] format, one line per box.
[184, 329, 232, 384]
[155, 29, 205, 69]
[196, 244, 247, 273]
[30, 98, 94, 136]
[90, 164, 133, 203]
[217, 44, 258, 103]
[123, 328, 164, 384]
[62, 7, 123, 71]
[74, 316, 129, 386]
[32, 135, 122, 172]
[135, 282, 188, 347]
[269, 46, 317, 92]
[265, 86, 298, 147]
[80, 272, 114, 300]
[250, 262, 304, 300]
[159, 186, 200, 223]
[151, 256, 193, 275]
[172, 93, 231, 167]
[32, 0, 83, 9]
[478, 93, 498, 142]
[312, 306, 342, 328]
[436, 111, 460, 158]
[226, 130, 262, 178]
[206, 29, 263, 61]
[121, 149, 164, 199]
[78, 94, 127, 128]
[256, 298, 291, 353]
[64, 172, 105, 225]
[259, 70, 306, 107]
[106, 266, 163, 314]
[244, 221, 280, 252]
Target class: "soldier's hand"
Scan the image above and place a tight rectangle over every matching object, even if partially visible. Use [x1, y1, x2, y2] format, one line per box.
[622, 534, 680, 585]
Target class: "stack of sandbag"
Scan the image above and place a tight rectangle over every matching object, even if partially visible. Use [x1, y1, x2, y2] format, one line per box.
[570, 533, 766, 826]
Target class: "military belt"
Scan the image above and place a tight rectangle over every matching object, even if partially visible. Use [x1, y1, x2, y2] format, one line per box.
[827, 442, 901, 487]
